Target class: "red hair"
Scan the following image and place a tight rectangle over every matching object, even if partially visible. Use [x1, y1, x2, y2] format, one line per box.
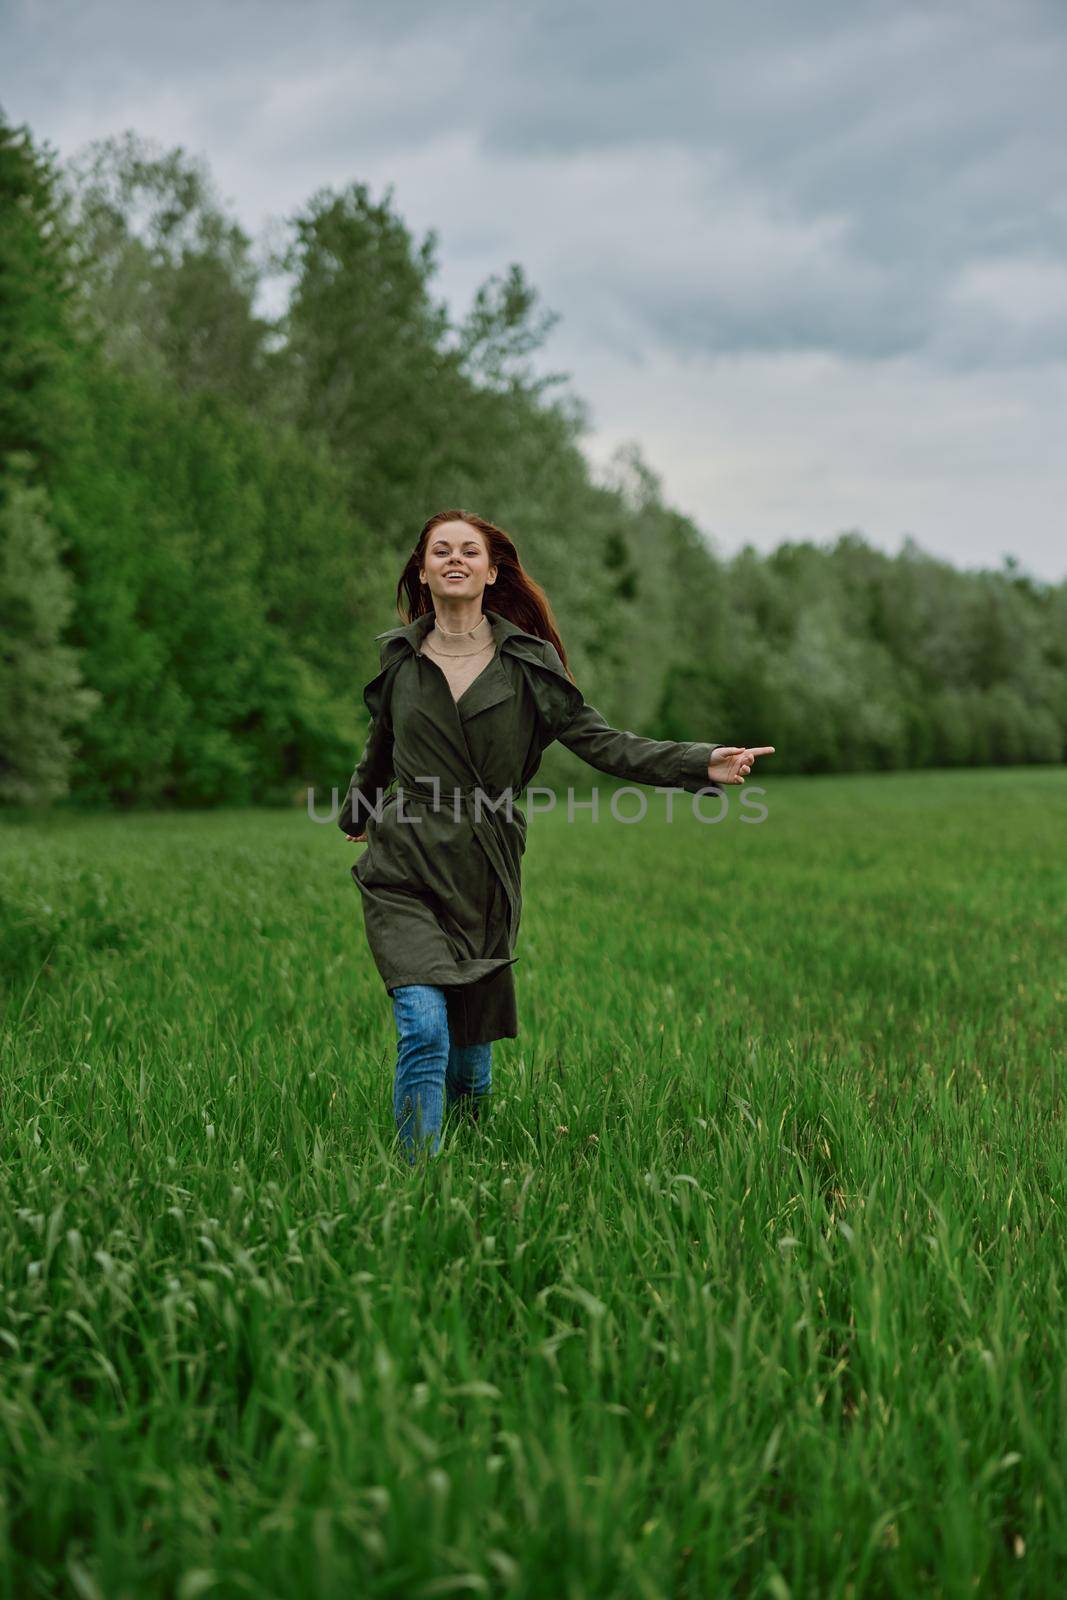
[395, 509, 575, 679]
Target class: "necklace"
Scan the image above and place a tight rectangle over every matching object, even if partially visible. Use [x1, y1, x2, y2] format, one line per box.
[424, 614, 493, 658]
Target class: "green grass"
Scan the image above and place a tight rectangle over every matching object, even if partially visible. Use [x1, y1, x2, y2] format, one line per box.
[1, 769, 1065, 1599]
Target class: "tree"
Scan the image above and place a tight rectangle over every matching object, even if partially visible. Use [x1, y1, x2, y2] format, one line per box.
[60, 131, 274, 405]
[276, 180, 462, 537]
[453, 262, 565, 397]
[0, 110, 84, 478]
[0, 460, 99, 804]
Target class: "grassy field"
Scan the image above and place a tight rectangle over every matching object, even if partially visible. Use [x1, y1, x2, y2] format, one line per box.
[1, 768, 1065, 1598]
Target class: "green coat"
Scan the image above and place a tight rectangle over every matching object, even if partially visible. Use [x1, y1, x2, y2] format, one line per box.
[339, 607, 720, 1046]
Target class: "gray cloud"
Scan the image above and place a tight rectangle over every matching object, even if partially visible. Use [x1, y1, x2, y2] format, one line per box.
[466, 0, 1067, 367]
[2, 0, 1065, 577]
[7, 0, 1064, 367]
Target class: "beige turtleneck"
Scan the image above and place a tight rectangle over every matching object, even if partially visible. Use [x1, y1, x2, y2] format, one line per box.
[419, 612, 496, 702]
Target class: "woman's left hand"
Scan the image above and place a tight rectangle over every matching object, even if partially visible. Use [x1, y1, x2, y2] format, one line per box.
[707, 745, 775, 784]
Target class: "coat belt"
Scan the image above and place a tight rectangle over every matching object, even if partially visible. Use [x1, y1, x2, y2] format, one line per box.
[398, 782, 516, 812]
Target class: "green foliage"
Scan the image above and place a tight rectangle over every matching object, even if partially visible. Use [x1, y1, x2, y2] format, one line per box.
[276, 179, 458, 536]
[654, 536, 1067, 775]
[53, 370, 364, 807]
[454, 260, 565, 396]
[0, 462, 99, 804]
[0, 114, 84, 475]
[60, 130, 275, 405]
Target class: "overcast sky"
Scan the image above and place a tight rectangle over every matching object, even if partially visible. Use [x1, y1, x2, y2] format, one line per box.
[5, 0, 1065, 580]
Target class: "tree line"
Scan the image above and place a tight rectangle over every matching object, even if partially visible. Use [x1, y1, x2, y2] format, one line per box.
[2, 110, 1064, 810]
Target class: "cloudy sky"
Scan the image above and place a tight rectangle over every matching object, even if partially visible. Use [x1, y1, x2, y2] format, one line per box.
[5, 0, 1065, 580]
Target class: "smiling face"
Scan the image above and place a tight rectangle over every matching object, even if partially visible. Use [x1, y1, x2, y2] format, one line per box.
[419, 520, 498, 605]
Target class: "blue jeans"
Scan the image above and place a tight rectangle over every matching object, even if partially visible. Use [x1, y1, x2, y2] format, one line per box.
[388, 985, 493, 1163]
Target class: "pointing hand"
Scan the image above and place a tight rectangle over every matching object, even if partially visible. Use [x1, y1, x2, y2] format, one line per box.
[707, 745, 775, 784]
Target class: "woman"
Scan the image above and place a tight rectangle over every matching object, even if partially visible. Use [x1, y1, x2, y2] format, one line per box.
[339, 509, 773, 1164]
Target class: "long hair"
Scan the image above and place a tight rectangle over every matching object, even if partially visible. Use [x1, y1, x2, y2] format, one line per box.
[395, 509, 575, 680]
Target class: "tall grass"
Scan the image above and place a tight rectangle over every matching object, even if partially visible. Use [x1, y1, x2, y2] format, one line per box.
[1, 769, 1065, 1597]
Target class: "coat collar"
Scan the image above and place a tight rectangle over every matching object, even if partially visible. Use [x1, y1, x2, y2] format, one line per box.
[365, 606, 578, 724]
[375, 607, 547, 661]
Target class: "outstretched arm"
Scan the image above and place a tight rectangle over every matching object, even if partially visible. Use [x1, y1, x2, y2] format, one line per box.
[557, 699, 721, 793]
[538, 642, 717, 793]
[542, 642, 774, 791]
